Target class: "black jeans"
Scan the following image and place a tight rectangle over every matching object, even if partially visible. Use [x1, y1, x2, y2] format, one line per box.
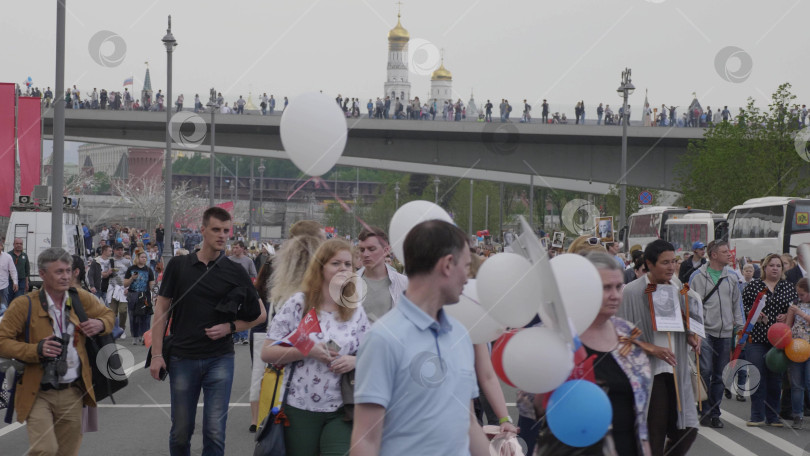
[648, 374, 697, 456]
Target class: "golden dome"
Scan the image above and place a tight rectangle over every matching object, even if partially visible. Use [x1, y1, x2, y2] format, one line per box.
[431, 62, 452, 81]
[388, 15, 409, 43]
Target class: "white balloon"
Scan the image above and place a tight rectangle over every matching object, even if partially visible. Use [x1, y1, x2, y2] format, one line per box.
[444, 280, 507, 344]
[389, 200, 454, 267]
[477, 253, 543, 328]
[502, 326, 573, 393]
[280, 92, 347, 176]
[549, 254, 603, 334]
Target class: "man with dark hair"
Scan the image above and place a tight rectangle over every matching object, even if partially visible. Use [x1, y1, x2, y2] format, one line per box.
[689, 240, 742, 428]
[618, 239, 703, 456]
[149, 206, 266, 456]
[357, 226, 408, 322]
[786, 243, 808, 285]
[9, 238, 30, 299]
[228, 240, 257, 345]
[88, 244, 113, 301]
[0, 247, 113, 455]
[352, 220, 489, 455]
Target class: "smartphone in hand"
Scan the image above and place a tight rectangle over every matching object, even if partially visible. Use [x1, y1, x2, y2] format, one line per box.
[326, 340, 341, 353]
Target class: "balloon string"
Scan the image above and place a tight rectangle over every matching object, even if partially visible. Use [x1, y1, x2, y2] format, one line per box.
[316, 177, 373, 234]
[286, 176, 316, 201]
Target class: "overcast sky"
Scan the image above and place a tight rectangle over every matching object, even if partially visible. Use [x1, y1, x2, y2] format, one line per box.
[3, 0, 808, 117]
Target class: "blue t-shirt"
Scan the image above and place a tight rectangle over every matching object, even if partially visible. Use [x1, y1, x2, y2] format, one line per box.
[124, 265, 154, 292]
[355, 294, 478, 456]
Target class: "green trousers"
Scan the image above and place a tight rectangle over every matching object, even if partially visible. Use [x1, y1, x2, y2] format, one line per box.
[284, 405, 352, 456]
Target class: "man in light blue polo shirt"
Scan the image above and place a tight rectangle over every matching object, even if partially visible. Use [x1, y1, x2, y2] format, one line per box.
[351, 220, 489, 456]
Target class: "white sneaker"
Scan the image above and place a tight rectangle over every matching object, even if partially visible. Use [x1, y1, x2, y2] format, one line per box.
[120, 333, 126, 340]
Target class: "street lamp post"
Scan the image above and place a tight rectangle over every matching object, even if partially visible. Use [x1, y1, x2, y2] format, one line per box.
[616, 68, 634, 234]
[207, 98, 216, 207]
[51, 0, 66, 247]
[434, 176, 440, 204]
[162, 16, 177, 265]
[250, 157, 255, 240]
[468, 179, 473, 235]
[258, 160, 265, 241]
[394, 181, 400, 209]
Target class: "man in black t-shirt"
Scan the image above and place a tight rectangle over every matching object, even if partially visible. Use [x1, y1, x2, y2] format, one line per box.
[149, 208, 266, 456]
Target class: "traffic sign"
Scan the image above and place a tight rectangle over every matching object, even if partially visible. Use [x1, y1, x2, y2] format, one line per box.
[639, 191, 653, 205]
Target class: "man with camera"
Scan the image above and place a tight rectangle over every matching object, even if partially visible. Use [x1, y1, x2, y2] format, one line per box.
[0, 247, 115, 455]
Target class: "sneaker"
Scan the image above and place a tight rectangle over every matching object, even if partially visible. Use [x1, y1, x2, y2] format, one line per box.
[724, 388, 732, 399]
[746, 421, 764, 427]
[120, 333, 126, 340]
[132, 338, 138, 345]
[710, 417, 724, 429]
[767, 421, 784, 427]
[793, 416, 803, 430]
[249, 424, 257, 433]
[736, 394, 746, 402]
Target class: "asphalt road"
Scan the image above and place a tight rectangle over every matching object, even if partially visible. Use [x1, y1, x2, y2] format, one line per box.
[2, 344, 810, 455]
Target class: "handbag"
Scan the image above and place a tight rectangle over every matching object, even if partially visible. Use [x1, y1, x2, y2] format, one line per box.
[68, 288, 128, 403]
[254, 363, 296, 456]
[340, 369, 355, 422]
[0, 296, 31, 423]
[131, 291, 152, 317]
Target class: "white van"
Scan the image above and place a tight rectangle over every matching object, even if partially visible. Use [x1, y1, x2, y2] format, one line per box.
[3, 196, 84, 290]
[664, 213, 729, 254]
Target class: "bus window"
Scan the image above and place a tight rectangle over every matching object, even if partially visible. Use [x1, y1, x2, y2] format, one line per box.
[667, 224, 708, 252]
[629, 213, 661, 237]
[730, 206, 783, 238]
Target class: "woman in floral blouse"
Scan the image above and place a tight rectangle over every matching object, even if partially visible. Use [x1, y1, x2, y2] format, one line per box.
[262, 239, 369, 456]
[579, 252, 653, 456]
[742, 253, 796, 426]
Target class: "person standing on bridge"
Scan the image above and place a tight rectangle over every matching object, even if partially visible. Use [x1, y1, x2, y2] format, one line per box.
[236, 95, 246, 114]
[597, 103, 604, 125]
[484, 99, 493, 122]
[149, 207, 266, 456]
[542, 99, 549, 124]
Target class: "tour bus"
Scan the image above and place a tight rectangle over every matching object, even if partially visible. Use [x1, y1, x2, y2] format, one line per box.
[727, 197, 810, 261]
[3, 196, 83, 290]
[621, 206, 712, 252]
[664, 213, 728, 253]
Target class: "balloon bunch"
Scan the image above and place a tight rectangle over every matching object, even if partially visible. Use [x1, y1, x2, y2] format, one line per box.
[764, 322, 810, 373]
[24, 76, 32, 88]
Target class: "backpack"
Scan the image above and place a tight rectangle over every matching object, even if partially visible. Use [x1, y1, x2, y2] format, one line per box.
[507, 105, 512, 112]
[527, 104, 532, 111]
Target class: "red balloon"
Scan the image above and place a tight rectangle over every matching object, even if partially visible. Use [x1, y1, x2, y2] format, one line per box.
[767, 322, 792, 349]
[491, 329, 520, 387]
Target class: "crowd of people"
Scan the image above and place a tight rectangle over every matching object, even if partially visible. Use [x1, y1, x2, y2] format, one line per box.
[20, 82, 809, 129]
[5, 205, 810, 455]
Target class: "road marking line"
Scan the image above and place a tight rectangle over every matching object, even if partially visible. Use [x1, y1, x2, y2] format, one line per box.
[125, 361, 145, 377]
[0, 423, 24, 438]
[98, 403, 251, 408]
[698, 427, 758, 456]
[721, 408, 805, 455]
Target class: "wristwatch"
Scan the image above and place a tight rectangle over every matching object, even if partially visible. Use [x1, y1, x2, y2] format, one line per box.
[229, 322, 236, 334]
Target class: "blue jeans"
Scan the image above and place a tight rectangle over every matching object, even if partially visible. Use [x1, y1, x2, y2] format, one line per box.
[10, 279, 27, 300]
[747, 343, 783, 423]
[790, 359, 810, 417]
[699, 334, 732, 418]
[157, 241, 164, 258]
[0, 286, 8, 316]
[168, 353, 235, 456]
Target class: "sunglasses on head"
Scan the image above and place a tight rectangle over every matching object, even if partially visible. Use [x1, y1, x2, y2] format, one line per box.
[587, 237, 600, 246]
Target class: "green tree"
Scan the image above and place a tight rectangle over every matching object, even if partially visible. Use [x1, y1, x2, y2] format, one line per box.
[676, 83, 810, 212]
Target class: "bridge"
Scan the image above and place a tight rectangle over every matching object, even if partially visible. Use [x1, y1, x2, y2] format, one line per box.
[42, 110, 707, 193]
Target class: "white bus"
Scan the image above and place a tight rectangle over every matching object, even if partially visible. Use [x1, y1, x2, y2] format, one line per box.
[664, 213, 728, 254]
[621, 206, 712, 252]
[727, 197, 810, 261]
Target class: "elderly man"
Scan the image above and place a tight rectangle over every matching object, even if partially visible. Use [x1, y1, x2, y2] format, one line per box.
[0, 247, 114, 455]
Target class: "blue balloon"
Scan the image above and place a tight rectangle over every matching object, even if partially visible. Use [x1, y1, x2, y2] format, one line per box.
[547, 379, 612, 447]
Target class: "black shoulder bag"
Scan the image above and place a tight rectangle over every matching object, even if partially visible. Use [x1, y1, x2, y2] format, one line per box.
[68, 287, 128, 403]
[702, 276, 728, 303]
[254, 363, 297, 456]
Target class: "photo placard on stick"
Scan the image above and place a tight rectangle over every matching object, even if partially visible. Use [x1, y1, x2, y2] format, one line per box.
[595, 216, 614, 244]
[551, 231, 565, 248]
[650, 285, 685, 332]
